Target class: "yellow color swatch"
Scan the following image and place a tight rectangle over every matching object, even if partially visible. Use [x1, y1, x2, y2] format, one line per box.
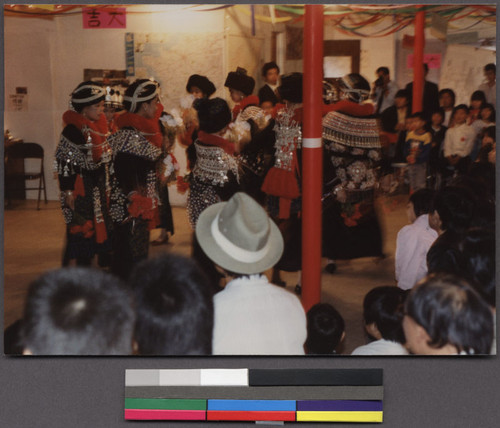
[297, 411, 383, 423]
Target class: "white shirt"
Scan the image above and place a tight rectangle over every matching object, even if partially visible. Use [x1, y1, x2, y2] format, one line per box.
[395, 214, 438, 290]
[443, 110, 453, 128]
[351, 339, 409, 355]
[212, 275, 307, 355]
[478, 82, 496, 105]
[375, 80, 399, 113]
[443, 123, 476, 158]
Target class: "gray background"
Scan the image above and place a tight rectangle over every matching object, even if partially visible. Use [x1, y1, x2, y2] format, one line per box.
[2, 1, 499, 427]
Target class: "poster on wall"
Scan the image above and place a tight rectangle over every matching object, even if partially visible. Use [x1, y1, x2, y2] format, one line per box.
[7, 87, 28, 111]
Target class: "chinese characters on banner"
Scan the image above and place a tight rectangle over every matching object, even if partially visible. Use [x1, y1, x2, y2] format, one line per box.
[82, 7, 126, 29]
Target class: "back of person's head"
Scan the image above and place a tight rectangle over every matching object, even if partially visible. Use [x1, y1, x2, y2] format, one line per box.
[431, 186, 475, 232]
[305, 303, 345, 354]
[22, 268, 134, 355]
[459, 228, 495, 308]
[193, 97, 231, 134]
[70, 81, 106, 113]
[123, 79, 160, 113]
[363, 286, 407, 344]
[130, 254, 214, 355]
[409, 188, 435, 217]
[405, 273, 493, 354]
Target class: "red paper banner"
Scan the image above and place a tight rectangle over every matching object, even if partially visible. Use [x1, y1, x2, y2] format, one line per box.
[407, 53, 441, 69]
[82, 7, 126, 29]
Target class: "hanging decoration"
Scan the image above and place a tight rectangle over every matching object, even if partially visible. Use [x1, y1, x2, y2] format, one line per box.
[4, 4, 496, 38]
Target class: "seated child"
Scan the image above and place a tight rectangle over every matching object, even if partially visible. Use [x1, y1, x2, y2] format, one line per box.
[442, 104, 476, 176]
[403, 273, 493, 355]
[305, 303, 345, 354]
[351, 286, 409, 355]
[129, 254, 214, 355]
[395, 188, 437, 290]
[22, 267, 134, 355]
[404, 112, 432, 192]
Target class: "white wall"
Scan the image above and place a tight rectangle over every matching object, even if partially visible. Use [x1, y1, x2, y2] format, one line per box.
[5, 9, 226, 202]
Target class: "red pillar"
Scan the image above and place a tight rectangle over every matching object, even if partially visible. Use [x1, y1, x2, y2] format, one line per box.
[302, 5, 324, 312]
[412, 6, 425, 113]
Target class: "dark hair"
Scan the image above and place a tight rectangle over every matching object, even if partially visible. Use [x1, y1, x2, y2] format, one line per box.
[452, 104, 469, 115]
[262, 61, 280, 77]
[459, 228, 496, 308]
[470, 90, 486, 104]
[278, 72, 303, 103]
[363, 286, 407, 344]
[483, 125, 496, 142]
[186, 74, 216, 98]
[123, 79, 158, 113]
[409, 188, 435, 217]
[423, 63, 429, 73]
[305, 303, 345, 354]
[438, 88, 456, 106]
[376, 66, 389, 76]
[431, 107, 445, 119]
[405, 273, 493, 354]
[480, 103, 496, 122]
[395, 89, 409, 100]
[431, 186, 475, 232]
[193, 97, 231, 133]
[130, 254, 214, 355]
[224, 67, 255, 96]
[71, 81, 105, 113]
[409, 112, 426, 121]
[22, 268, 134, 355]
[484, 63, 496, 73]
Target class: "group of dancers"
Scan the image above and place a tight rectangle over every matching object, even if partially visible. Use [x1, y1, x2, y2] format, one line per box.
[55, 67, 385, 288]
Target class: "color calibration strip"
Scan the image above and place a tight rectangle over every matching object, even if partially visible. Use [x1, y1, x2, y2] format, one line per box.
[125, 369, 383, 423]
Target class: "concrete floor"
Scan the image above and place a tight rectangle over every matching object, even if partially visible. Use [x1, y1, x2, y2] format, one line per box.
[3, 194, 409, 355]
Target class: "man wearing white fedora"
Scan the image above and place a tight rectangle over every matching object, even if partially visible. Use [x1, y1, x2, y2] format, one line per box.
[196, 192, 307, 355]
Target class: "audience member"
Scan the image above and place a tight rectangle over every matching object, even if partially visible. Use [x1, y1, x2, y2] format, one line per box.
[396, 189, 437, 290]
[438, 88, 455, 127]
[476, 125, 496, 165]
[403, 273, 493, 355]
[427, 186, 475, 275]
[305, 303, 345, 354]
[404, 112, 432, 191]
[478, 63, 496, 105]
[405, 63, 439, 121]
[351, 286, 408, 355]
[427, 108, 447, 188]
[22, 268, 134, 355]
[130, 254, 214, 355]
[442, 104, 475, 177]
[196, 192, 307, 355]
[468, 90, 486, 123]
[258, 61, 280, 111]
[371, 66, 399, 115]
